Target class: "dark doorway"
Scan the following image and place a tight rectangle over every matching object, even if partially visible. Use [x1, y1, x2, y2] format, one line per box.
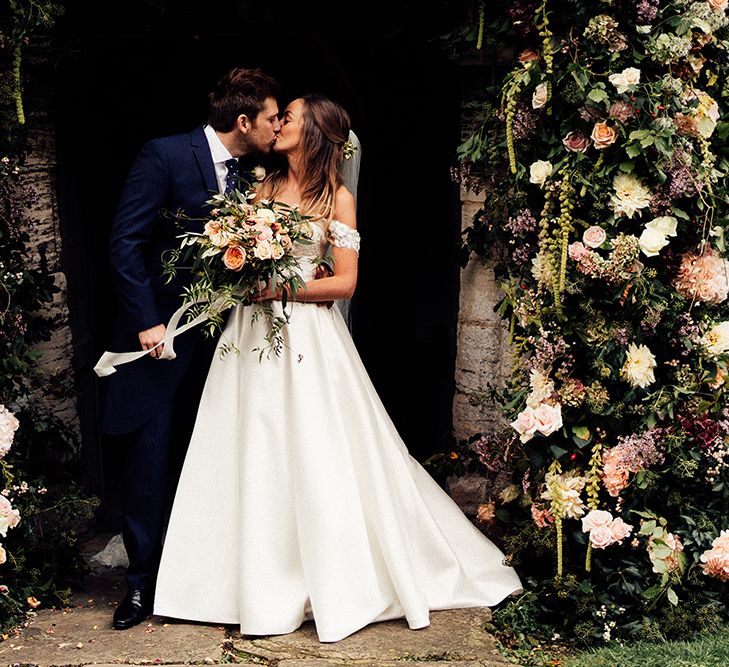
[53, 0, 461, 522]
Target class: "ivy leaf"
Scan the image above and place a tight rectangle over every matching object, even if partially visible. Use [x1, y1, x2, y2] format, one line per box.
[587, 88, 609, 105]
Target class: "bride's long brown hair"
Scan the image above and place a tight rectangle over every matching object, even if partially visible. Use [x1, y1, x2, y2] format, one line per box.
[268, 94, 351, 221]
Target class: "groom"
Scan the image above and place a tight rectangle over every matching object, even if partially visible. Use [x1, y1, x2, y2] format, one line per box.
[102, 67, 281, 630]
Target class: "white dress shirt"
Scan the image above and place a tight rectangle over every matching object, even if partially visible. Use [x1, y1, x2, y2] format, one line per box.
[204, 124, 235, 194]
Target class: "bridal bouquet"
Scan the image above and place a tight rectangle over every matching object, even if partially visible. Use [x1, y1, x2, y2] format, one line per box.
[163, 187, 314, 358]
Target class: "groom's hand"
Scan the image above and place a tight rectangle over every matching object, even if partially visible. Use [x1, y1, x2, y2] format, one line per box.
[139, 324, 166, 358]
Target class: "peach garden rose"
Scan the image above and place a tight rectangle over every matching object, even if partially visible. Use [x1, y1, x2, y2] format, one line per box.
[591, 122, 618, 149]
[223, 245, 246, 271]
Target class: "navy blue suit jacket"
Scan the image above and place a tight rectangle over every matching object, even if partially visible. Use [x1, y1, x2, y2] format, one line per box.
[102, 126, 219, 435]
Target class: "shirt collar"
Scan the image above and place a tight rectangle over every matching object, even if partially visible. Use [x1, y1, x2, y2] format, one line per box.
[204, 124, 234, 164]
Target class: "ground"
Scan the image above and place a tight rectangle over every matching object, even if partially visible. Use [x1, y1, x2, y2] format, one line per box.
[0, 534, 512, 667]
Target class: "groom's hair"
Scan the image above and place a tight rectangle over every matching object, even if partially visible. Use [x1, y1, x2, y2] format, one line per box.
[208, 67, 279, 132]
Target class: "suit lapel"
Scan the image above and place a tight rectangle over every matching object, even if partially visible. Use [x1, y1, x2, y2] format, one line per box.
[190, 126, 218, 197]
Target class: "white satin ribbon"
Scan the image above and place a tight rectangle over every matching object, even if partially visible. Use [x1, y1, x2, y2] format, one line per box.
[94, 298, 223, 377]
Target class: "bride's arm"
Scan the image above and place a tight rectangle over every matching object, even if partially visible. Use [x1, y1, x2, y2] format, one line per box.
[258, 187, 359, 302]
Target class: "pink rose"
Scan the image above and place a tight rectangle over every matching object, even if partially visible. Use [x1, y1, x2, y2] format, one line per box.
[222, 245, 246, 271]
[569, 241, 590, 261]
[583, 226, 607, 249]
[533, 403, 563, 437]
[582, 509, 613, 532]
[589, 525, 615, 549]
[511, 406, 538, 443]
[562, 131, 590, 153]
[609, 517, 633, 543]
[256, 226, 274, 242]
[591, 122, 618, 149]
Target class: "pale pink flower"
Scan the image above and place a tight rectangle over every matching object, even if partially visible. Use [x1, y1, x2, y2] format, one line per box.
[533, 403, 563, 437]
[674, 251, 729, 304]
[709, 0, 728, 10]
[0, 544, 5, 565]
[0, 405, 19, 459]
[583, 226, 607, 249]
[569, 241, 590, 261]
[609, 517, 633, 543]
[700, 530, 729, 581]
[511, 406, 539, 443]
[589, 525, 614, 549]
[582, 509, 613, 532]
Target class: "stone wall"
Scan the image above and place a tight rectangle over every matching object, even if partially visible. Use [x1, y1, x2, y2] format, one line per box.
[452, 57, 512, 442]
[20, 40, 80, 449]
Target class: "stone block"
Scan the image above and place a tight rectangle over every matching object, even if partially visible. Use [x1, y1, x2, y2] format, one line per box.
[232, 608, 506, 664]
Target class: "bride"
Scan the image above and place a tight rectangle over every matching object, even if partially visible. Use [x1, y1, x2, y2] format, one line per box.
[153, 94, 522, 642]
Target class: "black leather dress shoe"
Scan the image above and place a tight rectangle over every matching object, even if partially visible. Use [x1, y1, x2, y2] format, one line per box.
[112, 588, 154, 630]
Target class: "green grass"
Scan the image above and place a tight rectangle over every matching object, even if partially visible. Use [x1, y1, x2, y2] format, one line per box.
[565, 629, 729, 667]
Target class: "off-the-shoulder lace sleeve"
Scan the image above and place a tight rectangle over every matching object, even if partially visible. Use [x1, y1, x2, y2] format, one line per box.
[328, 219, 361, 255]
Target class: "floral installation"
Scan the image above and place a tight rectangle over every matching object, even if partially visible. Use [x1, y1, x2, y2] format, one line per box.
[449, 0, 729, 645]
[163, 183, 317, 359]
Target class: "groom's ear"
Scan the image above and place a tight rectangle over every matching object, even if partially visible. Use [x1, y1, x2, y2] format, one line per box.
[236, 114, 251, 134]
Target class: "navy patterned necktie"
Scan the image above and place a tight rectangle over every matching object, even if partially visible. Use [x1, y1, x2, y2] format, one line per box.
[224, 158, 239, 195]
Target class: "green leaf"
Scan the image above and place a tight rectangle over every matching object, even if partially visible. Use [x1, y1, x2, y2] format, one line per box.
[643, 584, 663, 599]
[587, 88, 609, 105]
[549, 445, 569, 459]
[667, 588, 679, 606]
[625, 144, 642, 159]
[671, 207, 689, 220]
[640, 520, 657, 535]
[572, 425, 591, 441]
[619, 161, 635, 173]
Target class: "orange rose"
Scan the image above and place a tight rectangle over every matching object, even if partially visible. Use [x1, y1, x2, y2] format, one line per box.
[591, 121, 618, 149]
[518, 49, 540, 67]
[222, 245, 246, 272]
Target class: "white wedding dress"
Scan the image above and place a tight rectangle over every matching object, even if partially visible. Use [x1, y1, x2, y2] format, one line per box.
[153, 218, 522, 642]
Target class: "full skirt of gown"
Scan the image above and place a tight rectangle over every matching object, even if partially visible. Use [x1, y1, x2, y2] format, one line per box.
[153, 300, 522, 642]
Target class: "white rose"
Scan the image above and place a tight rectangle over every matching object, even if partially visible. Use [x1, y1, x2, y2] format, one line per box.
[639, 227, 670, 257]
[532, 83, 549, 109]
[252, 165, 266, 181]
[609, 67, 641, 94]
[622, 67, 641, 86]
[645, 216, 678, 238]
[529, 160, 553, 188]
[254, 240, 273, 260]
[608, 72, 628, 94]
[253, 208, 277, 225]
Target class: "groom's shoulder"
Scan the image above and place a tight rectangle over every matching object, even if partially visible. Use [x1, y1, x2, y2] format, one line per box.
[152, 126, 204, 149]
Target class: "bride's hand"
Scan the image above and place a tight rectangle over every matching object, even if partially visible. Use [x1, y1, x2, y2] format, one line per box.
[252, 282, 282, 302]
